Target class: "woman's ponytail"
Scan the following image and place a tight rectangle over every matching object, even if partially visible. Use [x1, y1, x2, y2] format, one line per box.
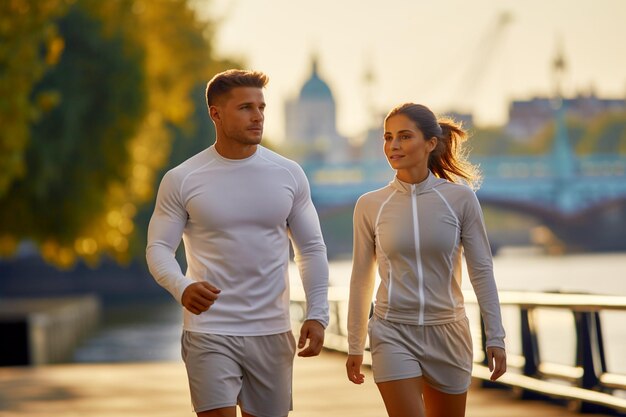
[430, 118, 481, 189]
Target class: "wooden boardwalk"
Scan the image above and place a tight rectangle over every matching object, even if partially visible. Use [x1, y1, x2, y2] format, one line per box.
[0, 350, 612, 417]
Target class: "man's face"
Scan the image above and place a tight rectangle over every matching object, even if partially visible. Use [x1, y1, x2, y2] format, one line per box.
[212, 87, 265, 146]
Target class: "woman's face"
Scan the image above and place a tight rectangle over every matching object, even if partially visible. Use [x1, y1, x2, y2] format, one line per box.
[383, 114, 437, 180]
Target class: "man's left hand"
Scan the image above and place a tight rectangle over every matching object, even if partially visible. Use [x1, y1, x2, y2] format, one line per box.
[297, 319, 325, 357]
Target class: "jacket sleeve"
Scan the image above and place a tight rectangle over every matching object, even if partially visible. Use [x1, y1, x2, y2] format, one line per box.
[287, 166, 329, 328]
[461, 190, 506, 349]
[347, 195, 378, 355]
[146, 171, 195, 303]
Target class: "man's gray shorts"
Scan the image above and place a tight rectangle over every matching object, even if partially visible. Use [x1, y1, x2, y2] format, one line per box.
[181, 330, 296, 416]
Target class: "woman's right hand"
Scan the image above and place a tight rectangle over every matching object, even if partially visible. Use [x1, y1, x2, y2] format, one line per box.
[346, 354, 365, 384]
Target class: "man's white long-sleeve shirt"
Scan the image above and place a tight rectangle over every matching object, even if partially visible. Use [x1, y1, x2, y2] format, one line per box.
[146, 145, 329, 335]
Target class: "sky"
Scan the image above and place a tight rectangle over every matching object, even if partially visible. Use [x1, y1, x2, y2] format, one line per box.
[195, 0, 626, 143]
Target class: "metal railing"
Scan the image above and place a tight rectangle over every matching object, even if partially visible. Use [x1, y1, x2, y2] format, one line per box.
[290, 287, 626, 415]
[469, 290, 626, 415]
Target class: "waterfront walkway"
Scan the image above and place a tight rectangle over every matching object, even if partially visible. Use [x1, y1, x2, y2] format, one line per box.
[0, 350, 612, 417]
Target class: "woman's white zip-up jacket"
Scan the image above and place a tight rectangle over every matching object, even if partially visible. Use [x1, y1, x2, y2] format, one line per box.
[348, 171, 506, 355]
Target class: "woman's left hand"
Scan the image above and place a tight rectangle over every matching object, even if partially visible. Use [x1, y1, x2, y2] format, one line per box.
[486, 346, 507, 381]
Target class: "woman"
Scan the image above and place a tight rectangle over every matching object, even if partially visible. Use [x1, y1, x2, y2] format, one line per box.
[346, 103, 507, 417]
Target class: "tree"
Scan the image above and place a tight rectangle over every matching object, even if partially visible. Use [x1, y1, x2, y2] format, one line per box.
[0, 0, 239, 268]
[576, 112, 626, 155]
[0, 0, 72, 198]
[469, 126, 516, 156]
[0, 0, 146, 267]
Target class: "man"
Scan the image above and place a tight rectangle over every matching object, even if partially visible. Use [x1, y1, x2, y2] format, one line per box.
[146, 69, 329, 417]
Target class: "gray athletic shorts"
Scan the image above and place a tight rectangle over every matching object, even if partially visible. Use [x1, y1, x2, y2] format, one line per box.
[181, 330, 296, 416]
[368, 314, 473, 394]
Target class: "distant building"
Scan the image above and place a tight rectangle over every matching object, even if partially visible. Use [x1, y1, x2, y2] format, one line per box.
[284, 57, 350, 163]
[507, 92, 626, 139]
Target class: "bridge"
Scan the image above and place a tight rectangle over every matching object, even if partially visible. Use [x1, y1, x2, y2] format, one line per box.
[302, 104, 626, 252]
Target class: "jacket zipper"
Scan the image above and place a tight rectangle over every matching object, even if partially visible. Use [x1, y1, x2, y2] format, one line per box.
[411, 184, 425, 325]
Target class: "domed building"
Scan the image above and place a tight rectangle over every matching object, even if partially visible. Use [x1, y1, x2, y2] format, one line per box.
[284, 57, 350, 163]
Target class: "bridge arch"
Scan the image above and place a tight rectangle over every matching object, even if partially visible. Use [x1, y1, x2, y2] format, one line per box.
[479, 196, 626, 252]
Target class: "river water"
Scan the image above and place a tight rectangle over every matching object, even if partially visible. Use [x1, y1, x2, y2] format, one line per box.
[74, 250, 626, 374]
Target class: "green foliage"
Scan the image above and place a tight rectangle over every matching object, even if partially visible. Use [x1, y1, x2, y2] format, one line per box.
[470, 113, 626, 157]
[525, 118, 586, 155]
[0, 1, 146, 266]
[577, 113, 626, 154]
[0, 0, 73, 198]
[468, 127, 516, 156]
[0, 0, 240, 267]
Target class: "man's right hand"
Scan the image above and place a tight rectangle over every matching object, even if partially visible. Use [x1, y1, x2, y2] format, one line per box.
[181, 282, 221, 315]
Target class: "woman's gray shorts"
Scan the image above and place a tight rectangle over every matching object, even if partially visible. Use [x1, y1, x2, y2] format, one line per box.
[368, 314, 473, 394]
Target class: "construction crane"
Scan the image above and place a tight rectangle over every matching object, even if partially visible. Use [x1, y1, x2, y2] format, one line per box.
[419, 11, 513, 115]
[456, 11, 513, 107]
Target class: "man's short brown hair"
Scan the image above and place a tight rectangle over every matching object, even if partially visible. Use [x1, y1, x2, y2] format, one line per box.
[205, 69, 269, 107]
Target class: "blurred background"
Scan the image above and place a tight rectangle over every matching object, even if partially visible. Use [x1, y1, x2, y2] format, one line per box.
[0, 0, 625, 368]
